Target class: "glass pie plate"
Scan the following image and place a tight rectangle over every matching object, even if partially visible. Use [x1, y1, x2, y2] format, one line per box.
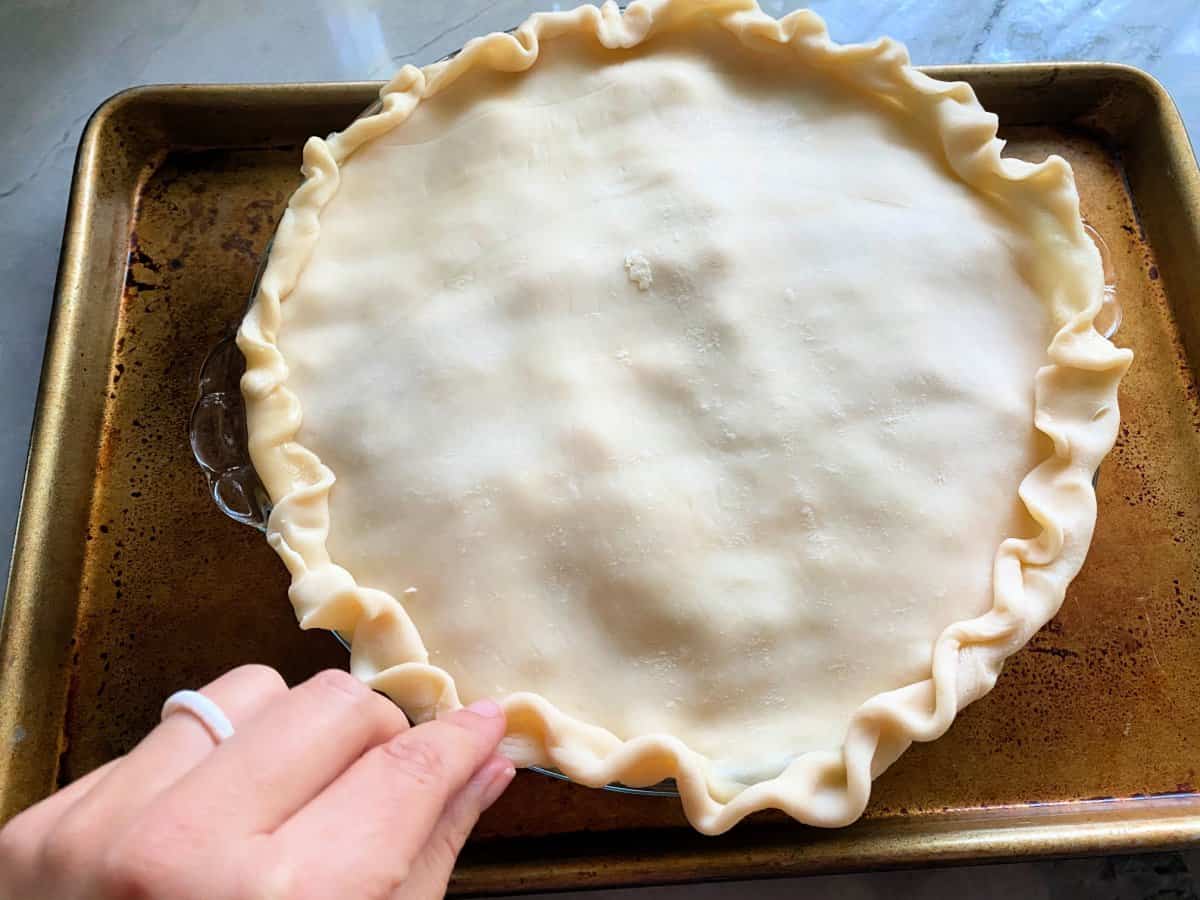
[189, 85, 1122, 803]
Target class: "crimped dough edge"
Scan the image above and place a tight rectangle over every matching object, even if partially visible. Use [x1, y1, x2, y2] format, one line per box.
[236, 0, 1132, 834]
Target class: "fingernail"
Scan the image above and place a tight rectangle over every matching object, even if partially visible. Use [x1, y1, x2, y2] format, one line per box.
[465, 698, 504, 719]
[475, 758, 516, 811]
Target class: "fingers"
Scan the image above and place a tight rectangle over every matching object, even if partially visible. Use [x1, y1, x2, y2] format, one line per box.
[1, 669, 510, 900]
[64, 665, 289, 833]
[3, 665, 287, 860]
[390, 754, 515, 900]
[0, 759, 119, 877]
[153, 668, 410, 837]
[267, 701, 507, 899]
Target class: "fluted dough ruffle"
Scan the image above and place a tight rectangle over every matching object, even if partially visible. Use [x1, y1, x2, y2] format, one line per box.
[237, 0, 1131, 834]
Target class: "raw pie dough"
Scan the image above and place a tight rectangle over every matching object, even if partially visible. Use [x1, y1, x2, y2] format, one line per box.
[238, 0, 1132, 833]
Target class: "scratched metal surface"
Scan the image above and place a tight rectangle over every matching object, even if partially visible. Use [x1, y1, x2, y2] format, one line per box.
[56, 103, 1198, 827]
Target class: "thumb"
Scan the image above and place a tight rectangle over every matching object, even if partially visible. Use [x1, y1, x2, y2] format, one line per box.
[391, 753, 515, 899]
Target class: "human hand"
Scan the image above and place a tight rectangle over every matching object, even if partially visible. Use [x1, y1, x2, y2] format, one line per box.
[0, 665, 514, 899]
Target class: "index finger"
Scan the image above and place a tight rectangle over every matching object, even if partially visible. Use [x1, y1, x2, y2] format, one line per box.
[146, 669, 411, 839]
[266, 700, 507, 898]
[0, 665, 287, 852]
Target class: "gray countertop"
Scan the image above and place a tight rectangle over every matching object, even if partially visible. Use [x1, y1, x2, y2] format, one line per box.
[1, 1, 1198, 896]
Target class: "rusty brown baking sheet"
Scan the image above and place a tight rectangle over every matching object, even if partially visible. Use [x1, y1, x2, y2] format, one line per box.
[1, 64, 1198, 895]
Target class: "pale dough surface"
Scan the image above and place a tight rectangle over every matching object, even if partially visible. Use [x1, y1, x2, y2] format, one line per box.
[239, 0, 1131, 832]
[278, 32, 1049, 778]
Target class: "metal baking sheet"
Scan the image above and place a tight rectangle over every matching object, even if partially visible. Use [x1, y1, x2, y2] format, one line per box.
[2, 64, 1198, 895]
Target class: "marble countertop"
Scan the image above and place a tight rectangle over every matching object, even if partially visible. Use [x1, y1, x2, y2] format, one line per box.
[1, 1, 1198, 896]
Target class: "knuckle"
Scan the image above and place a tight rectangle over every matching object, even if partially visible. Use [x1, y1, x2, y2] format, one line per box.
[361, 688, 409, 732]
[39, 822, 97, 879]
[0, 817, 38, 875]
[351, 871, 408, 900]
[98, 844, 167, 900]
[241, 847, 295, 900]
[98, 822, 201, 900]
[433, 818, 472, 868]
[380, 735, 446, 787]
[385, 862, 412, 894]
[310, 668, 369, 703]
[444, 716, 496, 758]
[242, 841, 389, 900]
[229, 663, 287, 697]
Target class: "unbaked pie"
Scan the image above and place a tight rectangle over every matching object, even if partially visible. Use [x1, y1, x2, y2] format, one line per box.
[238, 0, 1132, 833]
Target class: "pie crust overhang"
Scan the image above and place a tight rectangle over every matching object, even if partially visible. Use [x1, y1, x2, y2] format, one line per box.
[237, 0, 1132, 834]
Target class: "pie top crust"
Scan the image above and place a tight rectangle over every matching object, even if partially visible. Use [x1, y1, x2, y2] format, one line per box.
[237, 0, 1132, 833]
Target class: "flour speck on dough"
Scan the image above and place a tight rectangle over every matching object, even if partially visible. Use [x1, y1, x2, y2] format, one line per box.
[623, 251, 653, 291]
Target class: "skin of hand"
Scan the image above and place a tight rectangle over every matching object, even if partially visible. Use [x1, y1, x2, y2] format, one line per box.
[0, 665, 515, 900]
